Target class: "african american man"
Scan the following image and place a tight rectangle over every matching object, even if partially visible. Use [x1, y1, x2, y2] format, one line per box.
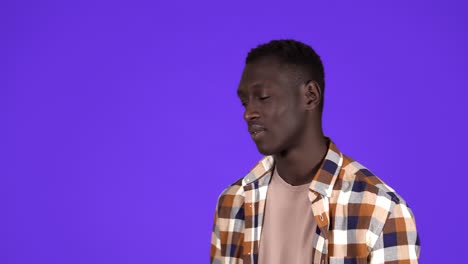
[210, 39, 420, 264]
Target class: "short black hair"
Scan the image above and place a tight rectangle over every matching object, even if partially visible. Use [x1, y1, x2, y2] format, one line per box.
[246, 39, 325, 112]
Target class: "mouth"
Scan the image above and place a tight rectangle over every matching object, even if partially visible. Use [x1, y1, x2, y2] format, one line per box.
[251, 130, 265, 140]
[248, 125, 266, 140]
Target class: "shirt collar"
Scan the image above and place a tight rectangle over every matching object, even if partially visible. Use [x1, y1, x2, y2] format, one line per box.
[242, 139, 343, 197]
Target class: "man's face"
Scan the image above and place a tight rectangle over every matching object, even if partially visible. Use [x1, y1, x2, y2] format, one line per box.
[237, 57, 306, 155]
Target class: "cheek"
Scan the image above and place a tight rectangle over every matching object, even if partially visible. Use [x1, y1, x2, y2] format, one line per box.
[269, 102, 301, 135]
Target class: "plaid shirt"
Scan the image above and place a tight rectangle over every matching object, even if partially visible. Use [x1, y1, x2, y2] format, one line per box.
[210, 141, 420, 264]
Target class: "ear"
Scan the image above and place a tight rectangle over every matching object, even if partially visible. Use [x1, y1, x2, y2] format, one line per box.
[302, 80, 322, 111]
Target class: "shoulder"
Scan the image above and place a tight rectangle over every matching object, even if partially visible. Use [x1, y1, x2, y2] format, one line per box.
[216, 156, 274, 207]
[217, 176, 245, 207]
[213, 176, 246, 223]
[336, 155, 418, 246]
[215, 156, 273, 216]
[339, 154, 409, 207]
[335, 154, 416, 242]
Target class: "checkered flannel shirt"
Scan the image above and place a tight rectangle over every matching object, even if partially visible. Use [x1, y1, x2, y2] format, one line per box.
[210, 141, 420, 264]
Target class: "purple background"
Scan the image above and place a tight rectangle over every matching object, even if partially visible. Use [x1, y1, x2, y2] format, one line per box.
[3, 0, 468, 263]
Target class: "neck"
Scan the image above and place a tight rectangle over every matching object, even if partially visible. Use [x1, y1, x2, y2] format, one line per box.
[273, 130, 328, 186]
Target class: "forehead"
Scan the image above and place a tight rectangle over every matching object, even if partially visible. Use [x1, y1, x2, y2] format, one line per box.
[238, 58, 292, 93]
[241, 57, 281, 81]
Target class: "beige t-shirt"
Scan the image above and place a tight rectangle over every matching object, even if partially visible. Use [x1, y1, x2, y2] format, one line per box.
[258, 167, 317, 264]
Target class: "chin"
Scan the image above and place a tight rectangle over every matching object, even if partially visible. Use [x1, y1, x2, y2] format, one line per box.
[255, 144, 278, 156]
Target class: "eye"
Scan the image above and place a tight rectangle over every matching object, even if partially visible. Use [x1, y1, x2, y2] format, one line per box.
[259, 96, 271, 101]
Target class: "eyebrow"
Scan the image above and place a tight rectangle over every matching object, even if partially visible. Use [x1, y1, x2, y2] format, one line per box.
[237, 82, 265, 98]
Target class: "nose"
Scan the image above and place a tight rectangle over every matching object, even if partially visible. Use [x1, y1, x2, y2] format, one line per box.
[244, 104, 260, 121]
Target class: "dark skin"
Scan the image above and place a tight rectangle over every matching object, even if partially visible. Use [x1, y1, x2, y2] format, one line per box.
[237, 56, 328, 186]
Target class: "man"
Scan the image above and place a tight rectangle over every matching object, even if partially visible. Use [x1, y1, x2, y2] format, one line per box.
[210, 39, 420, 264]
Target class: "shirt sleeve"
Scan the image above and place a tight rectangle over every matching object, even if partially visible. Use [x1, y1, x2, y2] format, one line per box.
[369, 202, 420, 264]
[210, 203, 223, 264]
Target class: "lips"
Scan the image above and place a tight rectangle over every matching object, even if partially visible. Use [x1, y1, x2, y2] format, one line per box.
[248, 124, 266, 140]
